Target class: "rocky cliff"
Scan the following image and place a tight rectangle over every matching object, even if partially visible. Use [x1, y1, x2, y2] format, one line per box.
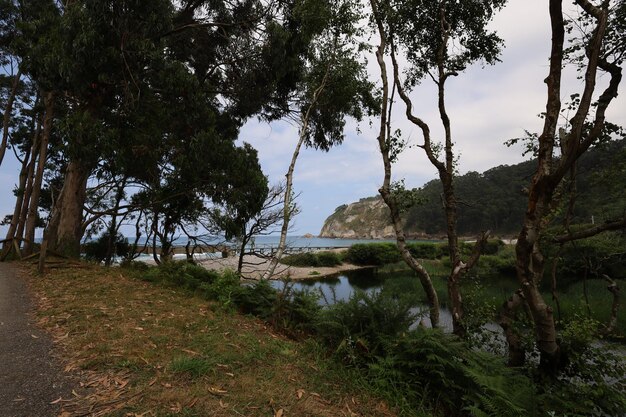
[319, 197, 396, 239]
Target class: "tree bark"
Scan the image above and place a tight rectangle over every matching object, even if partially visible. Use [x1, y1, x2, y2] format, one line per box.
[262, 65, 331, 280]
[1, 139, 34, 258]
[0, 66, 23, 168]
[498, 290, 527, 367]
[45, 160, 91, 258]
[23, 92, 54, 255]
[513, 0, 619, 373]
[370, 0, 440, 327]
[262, 132, 305, 279]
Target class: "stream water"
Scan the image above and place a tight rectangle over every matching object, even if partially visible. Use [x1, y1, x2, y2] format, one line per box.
[269, 268, 458, 330]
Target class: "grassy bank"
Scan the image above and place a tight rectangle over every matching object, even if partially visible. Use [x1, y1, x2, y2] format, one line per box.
[28, 264, 398, 416]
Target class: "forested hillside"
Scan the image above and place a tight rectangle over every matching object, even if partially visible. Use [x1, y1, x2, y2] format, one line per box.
[322, 139, 626, 237]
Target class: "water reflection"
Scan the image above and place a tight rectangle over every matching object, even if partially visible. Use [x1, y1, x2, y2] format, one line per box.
[269, 269, 455, 330]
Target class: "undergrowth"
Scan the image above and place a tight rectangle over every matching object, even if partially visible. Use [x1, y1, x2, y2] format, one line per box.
[126, 260, 626, 417]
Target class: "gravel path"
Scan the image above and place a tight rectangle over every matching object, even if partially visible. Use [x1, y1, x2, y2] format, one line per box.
[0, 263, 73, 417]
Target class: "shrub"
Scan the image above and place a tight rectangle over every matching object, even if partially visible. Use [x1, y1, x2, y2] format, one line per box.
[475, 248, 516, 276]
[371, 330, 536, 416]
[315, 290, 416, 361]
[482, 239, 505, 255]
[344, 243, 401, 266]
[406, 242, 441, 259]
[316, 251, 342, 267]
[280, 251, 342, 267]
[141, 261, 218, 291]
[231, 279, 278, 317]
[281, 252, 319, 267]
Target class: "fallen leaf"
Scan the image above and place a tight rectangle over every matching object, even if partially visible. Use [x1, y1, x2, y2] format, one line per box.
[49, 397, 63, 405]
[219, 400, 229, 408]
[225, 372, 234, 377]
[296, 389, 305, 399]
[187, 398, 198, 408]
[208, 387, 227, 396]
[274, 409, 284, 417]
[31, 334, 39, 339]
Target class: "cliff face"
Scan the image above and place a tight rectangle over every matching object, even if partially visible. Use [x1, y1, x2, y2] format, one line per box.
[319, 197, 396, 239]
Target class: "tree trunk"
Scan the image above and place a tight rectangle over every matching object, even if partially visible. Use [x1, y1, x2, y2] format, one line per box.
[262, 132, 305, 279]
[370, 0, 440, 327]
[0, 66, 23, 168]
[499, 290, 527, 367]
[46, 160, 91, 258]
[263, 57, 333, 279]
[23, 92, 54, 256]
[104, 177, 127, 266]
[1, 142, 33, 258]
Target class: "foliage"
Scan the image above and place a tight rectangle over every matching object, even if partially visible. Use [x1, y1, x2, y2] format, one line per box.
[315, 290, 417, 363]
[82, 232, 131, 263]
[542, 230, 626, 288]
[406, 242, 442, 259]
[344, 243, 401, 265]
[374, 139, 626, 236]
[537, 316, 626, 416]
[141, 261, 219, 291]
[280, 250, 342, 267]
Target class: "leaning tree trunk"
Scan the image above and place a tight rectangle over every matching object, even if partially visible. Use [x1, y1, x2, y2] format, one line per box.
[262, 132, 305, 279]
[46, 160, 91, 258]
[262, 65, 330, 280]
[23, 92, 54, 256]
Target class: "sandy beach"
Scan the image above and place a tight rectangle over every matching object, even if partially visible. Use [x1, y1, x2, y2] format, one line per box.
[197, 253, 369, 280]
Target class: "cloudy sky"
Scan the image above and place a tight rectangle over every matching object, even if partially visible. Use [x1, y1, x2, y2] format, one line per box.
[1, 0, 624, 238]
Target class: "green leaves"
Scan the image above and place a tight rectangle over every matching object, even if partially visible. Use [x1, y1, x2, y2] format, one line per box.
[384, 0, 506, 87]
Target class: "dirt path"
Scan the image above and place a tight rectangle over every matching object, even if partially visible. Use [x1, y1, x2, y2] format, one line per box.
[0, 263, 73, 417]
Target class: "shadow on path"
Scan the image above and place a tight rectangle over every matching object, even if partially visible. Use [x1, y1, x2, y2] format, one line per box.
[0, 263, 73, 417]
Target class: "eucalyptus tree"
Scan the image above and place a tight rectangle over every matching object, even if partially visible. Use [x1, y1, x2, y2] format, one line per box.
[6, 0, 324, 259]
[369, 0, 505, 332]
[262, 0, 377, 279]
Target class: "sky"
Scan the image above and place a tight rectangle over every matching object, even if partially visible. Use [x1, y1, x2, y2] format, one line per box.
[1, 0, 625, 238]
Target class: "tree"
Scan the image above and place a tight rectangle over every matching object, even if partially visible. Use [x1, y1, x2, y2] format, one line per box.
[369, 0, 505, 331]
[212, 182, 292, 274]
[509, 0, 624, 372]
[262, 0, 377, 279]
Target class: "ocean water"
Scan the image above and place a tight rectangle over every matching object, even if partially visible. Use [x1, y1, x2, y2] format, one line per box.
[126, 235, 438, 250]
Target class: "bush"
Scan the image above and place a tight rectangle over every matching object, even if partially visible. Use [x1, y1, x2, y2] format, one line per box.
[406, 242, 441, 259]
[370, 330, 536, 416]
[482, 239, 505, 255]
[141, 261, 218, 291]
[475, 247, 516, 276]
[281, 252, 319, 267]
[316, 251, 342, 267]
[316, 290, 416, 361]
[344, 243, 401, 266]
[280, 251, 342, 267]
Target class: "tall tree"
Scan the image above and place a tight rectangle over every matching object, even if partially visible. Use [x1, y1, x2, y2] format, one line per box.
[369, 0, 505, 331]
[262, 0, 377, 279]
[511, 0, 623, 372]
